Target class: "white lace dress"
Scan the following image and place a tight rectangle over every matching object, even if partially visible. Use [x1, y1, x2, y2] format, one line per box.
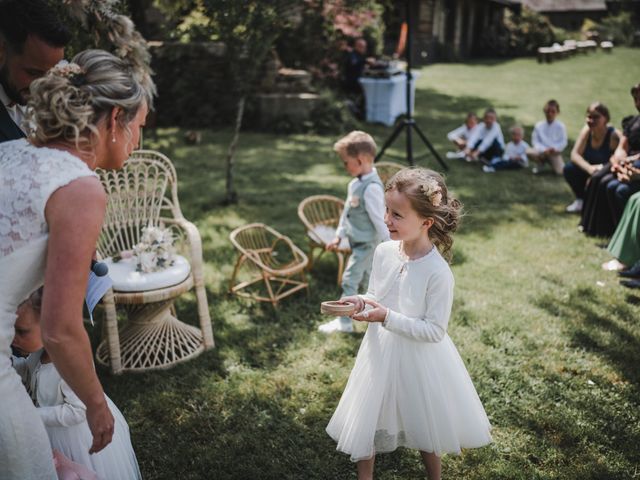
[13, 350, 142, 480]
[326, 241, 492, 462]
[0, 138, 97, 479]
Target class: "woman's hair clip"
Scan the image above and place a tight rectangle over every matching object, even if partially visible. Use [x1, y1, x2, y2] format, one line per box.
[420, 178, 443, 207]
[51, 60, 86, 87]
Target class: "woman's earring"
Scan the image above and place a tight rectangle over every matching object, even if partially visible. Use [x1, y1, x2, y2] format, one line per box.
[112, 135, 116, 143]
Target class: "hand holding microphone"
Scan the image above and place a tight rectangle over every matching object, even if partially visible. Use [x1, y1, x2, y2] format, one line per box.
[90, 259, 109, 277]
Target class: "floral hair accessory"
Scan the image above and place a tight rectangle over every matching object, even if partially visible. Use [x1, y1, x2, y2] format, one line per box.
[420, 177, 443, 207]
[51, 60, 86, 87]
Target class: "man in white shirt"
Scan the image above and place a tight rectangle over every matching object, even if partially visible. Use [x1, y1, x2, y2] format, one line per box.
[527, 99, 568, 175]
[464, 108, 505, 163]
[0, 0, 69, 142]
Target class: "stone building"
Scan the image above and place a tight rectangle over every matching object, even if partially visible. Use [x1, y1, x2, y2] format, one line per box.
[411, 0, 521, 62]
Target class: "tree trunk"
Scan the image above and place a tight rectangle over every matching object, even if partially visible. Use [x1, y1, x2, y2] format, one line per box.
[224, 96, 245, 205]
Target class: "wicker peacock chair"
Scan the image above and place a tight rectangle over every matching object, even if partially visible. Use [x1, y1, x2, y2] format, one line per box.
[95, 150, 214, 374]
[375, 161, 406, 186]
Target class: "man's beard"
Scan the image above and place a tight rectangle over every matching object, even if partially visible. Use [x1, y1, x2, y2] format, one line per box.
[0, 65, 26, 105]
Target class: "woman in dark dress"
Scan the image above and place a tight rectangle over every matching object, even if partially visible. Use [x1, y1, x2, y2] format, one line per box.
[565, 102, 620, 236]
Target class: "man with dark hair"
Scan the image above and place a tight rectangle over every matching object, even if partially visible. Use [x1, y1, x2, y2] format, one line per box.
[0, 0, 70, 142]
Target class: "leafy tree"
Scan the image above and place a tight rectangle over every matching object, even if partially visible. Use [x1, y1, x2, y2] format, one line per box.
[202, 0, 297, 204]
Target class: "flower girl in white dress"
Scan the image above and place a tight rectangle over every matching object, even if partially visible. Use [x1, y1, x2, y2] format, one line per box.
[12, 288, 141, 480]
[326, 168, 492, 480]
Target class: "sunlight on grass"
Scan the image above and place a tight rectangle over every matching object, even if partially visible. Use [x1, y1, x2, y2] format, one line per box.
[98, 49, 640, 480]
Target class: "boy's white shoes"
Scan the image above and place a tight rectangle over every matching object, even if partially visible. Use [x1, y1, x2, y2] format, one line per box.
[446, 151, 466, 160]
[565, 199, 583, 213]
[482, 165, 496, 173]
[318, 318, 353, 334]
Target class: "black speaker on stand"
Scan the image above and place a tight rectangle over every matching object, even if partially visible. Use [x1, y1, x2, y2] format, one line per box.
[375, 0, 447, 171]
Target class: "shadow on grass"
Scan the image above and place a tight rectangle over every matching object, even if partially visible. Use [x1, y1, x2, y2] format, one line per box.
[524, 286, 640, 475]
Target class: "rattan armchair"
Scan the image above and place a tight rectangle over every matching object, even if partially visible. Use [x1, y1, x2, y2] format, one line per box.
[229, 223, 309, 306]
[297, 195, 351, 285]
[375, 161, 406, 186]
[95, 150, 214, 374]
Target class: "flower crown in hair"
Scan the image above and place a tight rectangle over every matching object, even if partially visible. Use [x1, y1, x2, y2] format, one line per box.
[51, 60, 86, 87]
[420, 177, 443, 207]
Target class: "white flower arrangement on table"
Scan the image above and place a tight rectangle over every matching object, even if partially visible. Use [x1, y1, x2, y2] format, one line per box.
[132, 225, 176, 273]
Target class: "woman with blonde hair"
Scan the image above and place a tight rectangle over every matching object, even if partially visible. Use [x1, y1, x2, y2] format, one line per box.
[0, 47, 153, 479]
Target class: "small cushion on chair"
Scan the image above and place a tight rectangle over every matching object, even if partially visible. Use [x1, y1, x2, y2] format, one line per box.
[308, 225, 350, 250]
[103, 255, 191, 292]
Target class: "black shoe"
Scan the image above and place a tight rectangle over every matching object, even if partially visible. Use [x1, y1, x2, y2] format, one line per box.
[618, 261, 640, 278]
[620, 278, 640, 288]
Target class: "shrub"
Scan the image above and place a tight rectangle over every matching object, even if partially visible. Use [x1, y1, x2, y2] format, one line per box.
[481, 6, 556, 57]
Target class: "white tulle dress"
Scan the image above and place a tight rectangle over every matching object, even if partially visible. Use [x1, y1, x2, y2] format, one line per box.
[13, 350, 142, 480]
[326, 241, 492, 462]
[0, 139, 98, 479]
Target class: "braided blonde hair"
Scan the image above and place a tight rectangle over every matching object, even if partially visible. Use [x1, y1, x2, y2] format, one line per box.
[385, 167, 463, 261]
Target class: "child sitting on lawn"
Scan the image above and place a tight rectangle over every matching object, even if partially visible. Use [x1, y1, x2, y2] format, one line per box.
[483, 125, 530, 173]
[464, 108, 505, 164]
[319, 131, 390, 334]
[446, 112, 478, 159]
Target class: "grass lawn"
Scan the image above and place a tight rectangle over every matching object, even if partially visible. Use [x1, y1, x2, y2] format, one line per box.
[99, 48, 640, 479]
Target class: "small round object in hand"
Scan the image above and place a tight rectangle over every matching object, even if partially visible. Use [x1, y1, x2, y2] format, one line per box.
[321, 301, 356, 316]
[363, 311, 369, 319]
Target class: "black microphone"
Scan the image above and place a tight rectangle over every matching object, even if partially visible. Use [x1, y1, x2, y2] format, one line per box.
[91, 259, 109, 277]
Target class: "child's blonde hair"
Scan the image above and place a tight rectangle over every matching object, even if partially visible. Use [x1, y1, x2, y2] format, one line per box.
[333, 130, 377, 159]
[385, 168, 462, 260]
[23, 287, 44, 313]
[509, 125, 524, 136]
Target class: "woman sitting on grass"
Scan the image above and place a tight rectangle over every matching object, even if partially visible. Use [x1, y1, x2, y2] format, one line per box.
[562, 103, 619, 234]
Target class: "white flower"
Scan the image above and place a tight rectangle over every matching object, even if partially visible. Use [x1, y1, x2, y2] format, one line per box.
[420, 178, 443, 207]
[133, 225, 176, 273]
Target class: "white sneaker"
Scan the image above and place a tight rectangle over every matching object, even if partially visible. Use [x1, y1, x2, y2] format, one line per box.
[318, 317, 353, 334]
[565, 199, 583, 213]
[532, 166, 540, 174]
[482, 165, 496, 173]
[446, 151, 466, 160]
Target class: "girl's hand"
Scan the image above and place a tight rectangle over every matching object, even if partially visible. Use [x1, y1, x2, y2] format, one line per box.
[352, 298, 388, 323]
[338, 295, 365, 314]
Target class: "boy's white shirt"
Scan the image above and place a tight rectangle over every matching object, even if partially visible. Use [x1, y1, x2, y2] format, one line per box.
[503, 139, 531, 166]
[336, 168, 390, 242]
[466, 121, 505, 153]
[532, 119, 568, 152]
[447, 123, 477, 141]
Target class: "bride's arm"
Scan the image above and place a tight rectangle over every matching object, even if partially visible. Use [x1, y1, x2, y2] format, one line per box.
[41, 176, 114, 453]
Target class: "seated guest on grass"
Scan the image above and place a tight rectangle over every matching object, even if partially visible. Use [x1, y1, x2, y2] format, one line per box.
[601, 83, 640, 223]
[446, 112, 478, 159]
[527, 99, 567, 175]
[577, 103, 625, 236]
[464, 108, 504, 164]
[563, 102, 619, 217]
[483, 125, 530, 173]
[603, 190, 640, 274]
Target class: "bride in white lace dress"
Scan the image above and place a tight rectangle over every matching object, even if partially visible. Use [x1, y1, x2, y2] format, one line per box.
[0, 49, 152, 479]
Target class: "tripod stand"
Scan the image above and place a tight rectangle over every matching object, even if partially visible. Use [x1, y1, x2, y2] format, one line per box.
[375, 0, 447, 171]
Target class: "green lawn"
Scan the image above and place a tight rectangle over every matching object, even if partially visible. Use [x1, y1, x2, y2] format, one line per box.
[100, 48, 640, 479]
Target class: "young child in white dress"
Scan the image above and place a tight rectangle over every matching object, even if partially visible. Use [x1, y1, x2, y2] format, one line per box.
[11, 287, 142, 480]
[326, 168, 492, 480]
